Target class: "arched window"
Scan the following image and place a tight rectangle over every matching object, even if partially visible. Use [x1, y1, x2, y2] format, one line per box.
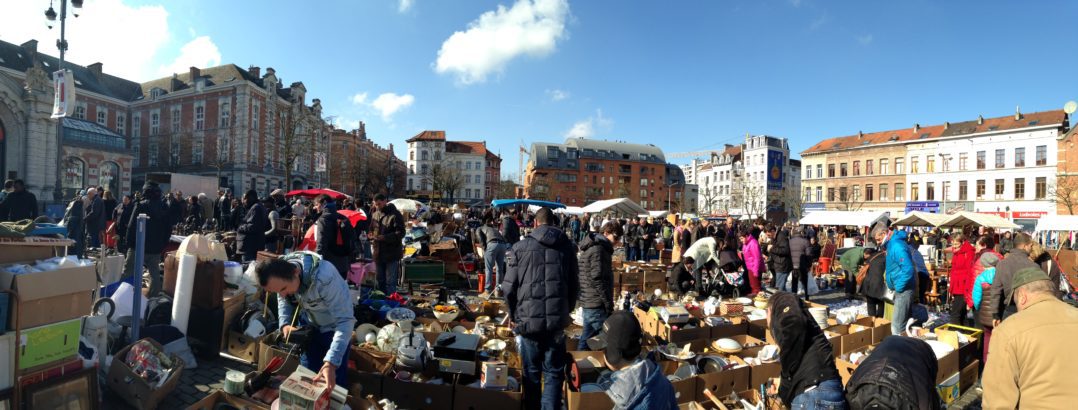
[99, 161, 121, 194]
[63, 157, 86, 199]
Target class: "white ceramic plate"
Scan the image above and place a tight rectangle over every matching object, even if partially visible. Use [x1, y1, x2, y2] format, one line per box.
[735, 297, 753, 305]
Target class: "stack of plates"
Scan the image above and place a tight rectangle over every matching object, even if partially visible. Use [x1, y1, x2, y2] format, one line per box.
[808, 307, 829, 329]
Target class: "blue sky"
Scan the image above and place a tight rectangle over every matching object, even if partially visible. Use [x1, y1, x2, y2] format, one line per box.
[3, 0, 1076, 177]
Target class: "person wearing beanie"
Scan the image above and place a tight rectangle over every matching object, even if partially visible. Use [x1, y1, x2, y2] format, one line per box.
[586, 311, 676, 410]
[983, 267, 1078, 409]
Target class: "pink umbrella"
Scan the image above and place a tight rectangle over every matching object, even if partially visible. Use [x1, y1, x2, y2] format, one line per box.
[337, 209, 367, 227]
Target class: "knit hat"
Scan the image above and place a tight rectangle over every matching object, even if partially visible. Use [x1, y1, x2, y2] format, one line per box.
[978, 253, 1000, 268]
[1012, 267, 1049, 291]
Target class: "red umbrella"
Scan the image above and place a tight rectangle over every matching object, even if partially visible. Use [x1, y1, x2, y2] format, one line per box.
[337, 209, 367, 227]
[285, 188, 352, 201]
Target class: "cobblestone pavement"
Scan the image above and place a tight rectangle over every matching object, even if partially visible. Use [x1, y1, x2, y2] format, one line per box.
[102, 353, 254, 409]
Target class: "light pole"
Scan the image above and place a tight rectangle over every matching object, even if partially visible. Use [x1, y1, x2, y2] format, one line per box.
[45, 0, 85, 203]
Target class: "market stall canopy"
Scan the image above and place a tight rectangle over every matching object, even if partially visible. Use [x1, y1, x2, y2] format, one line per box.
[285, 188, 351, 201]
[638, 210, 669, 219]
[798, 211, 890, 227]
[1033, 215, 1078, 232]
[554, 206, 586, 216]
[939, 211, 1020, 230]
[893, 211, 951, 227]
[337, 209, 367, 227]
[389, 198, 426, 214]
[581, 198, 648, 216]
[490, 199, 566, 209]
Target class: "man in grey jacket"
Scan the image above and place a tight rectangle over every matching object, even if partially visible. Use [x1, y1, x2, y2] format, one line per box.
[788, 226, 812, 299]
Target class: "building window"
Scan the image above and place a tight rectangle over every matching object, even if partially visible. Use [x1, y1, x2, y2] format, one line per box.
[880, 159, 888, 175]
[171, 106, 181, 133]
[895, 158, 904, 174]
[815, 187, 822, 202]
[74, 104, 86, 119]
[1036, 145, 1047, 166]
[840, 163, 848, 177]
[804, 187, 811, 201]
[815, 164, 822, 178]
[959, 153, 968, 171]
[976, 180, 986, 199]
[219, 102, 231, 128]
[1015, 147, 1025, 168]
[116, 113, 126, 136]
[193, 136, 203, 164]
[132, 135, 141, 167]
[131, 113, 141, 138]
[852, 185, 861, 202]
[827, 188, 835, 202]
[195, 104, 205, 130]
[910, 157, 919, 174]
[911, 183, 919, 201]
[150, 112, 160, 135]
[942, 181, 950, 201]
[805, 167, 812, 180]
[866, 159, 874, 176]
[853, 161, 860, 176]
[941, 155, 950, 172]
[926, 155, 935, 173]
[94, 108, 106, 126]
[409, 151, 414, 160]
[828, 164, 835, 178]
[995, 179, 1004, 198]
[865, 184, 874, 201]
[421, 151, 429, 161]
[995, 149, 1005, 169]
[926, 182, 934, 201]
[957, 181, 968, 201]
[977, 151, 986, 170]
[148, 142, 159, 167]
[62, 157, 85, 197]
[895, 183, 905, 201]
[879, 184, 888, 201]
[1015, 178, 1025, 199]
[1036, 177, 1047, 199]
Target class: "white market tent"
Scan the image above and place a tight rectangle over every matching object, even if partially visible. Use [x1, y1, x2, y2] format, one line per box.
[893, 211, 952, 227]
[1034, 215, 1078, 232]
[637, 210, 669, 219]
[554, 206, 586, 216]
[939, 211, 1020, 230]
[581, 198, 648, 216]
[798, 211, 890, 227]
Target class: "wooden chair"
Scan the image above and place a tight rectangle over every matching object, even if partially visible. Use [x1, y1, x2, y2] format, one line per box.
[924, 275, 944, 312]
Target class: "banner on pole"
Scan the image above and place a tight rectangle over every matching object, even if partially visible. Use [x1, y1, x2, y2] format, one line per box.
[51, 69, 75, 119]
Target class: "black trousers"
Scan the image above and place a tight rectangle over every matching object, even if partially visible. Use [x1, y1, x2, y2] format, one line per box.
[789, 268, 811, 300]
[844, 269, 857, 298]
[950, 294, 968, 326]
[865, 296, 885, 318]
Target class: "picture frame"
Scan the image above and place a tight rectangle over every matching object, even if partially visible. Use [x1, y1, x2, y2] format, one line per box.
[21, 367, 98, 410]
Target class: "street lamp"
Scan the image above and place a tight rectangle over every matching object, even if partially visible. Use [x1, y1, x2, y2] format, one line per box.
[46, 0, 86, 202]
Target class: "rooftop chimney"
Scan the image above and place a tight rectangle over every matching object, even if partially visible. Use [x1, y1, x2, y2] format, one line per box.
[978, 115, 984, 125]
[248, 65, 260, 78]
[858, 130, 863, 139]
[20, 39, 37, 53]
[1015, 105, 1022, 121]
[170, 73, 180, 92]
[88, 62, 103, 77]
[944, 121, 950, 130]
[914, 123, 920, 132]
[189, 66, 200, 81]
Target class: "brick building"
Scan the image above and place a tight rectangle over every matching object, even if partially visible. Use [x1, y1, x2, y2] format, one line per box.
[524, 138, 672, 209]
[328, 123, 406, 201]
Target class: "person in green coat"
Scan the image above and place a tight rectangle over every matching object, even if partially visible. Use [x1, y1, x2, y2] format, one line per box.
[838, 243, 865, 300]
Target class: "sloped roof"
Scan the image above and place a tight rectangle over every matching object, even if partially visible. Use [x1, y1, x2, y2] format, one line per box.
[446, 141, 486, 155]
[803, 110, 1068, 155]
[140, 64, 262, 99]
[0, 39, 143, 101]
[407, 130, 446, 143]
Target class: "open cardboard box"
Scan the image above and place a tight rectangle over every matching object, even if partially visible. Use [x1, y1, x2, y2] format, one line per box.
[694, 364, 750, 403]
[453, 367, 524, 410]
[728, 345, 782, 390]
[185, 390, 269, 410]
[257, 331, 301, 375]
[658, 360, 707, 404]
[107, 339, 185, 410]
[854, 316, 892, 345]
[565, 351, 614, 410]
[826, 319, 873, 355]
[834, 345, 873, 385]
[348, 347, 395, 397]
[935, 324, 982, 369]
[0, 264, 95, 329]
[746, 318, 768, 340]
[381, 362, 455, 410]
[709, 317, 749, 340]
[959, 359, 980, 395]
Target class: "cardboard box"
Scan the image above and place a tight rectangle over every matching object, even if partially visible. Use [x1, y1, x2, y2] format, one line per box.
[837, 323, 872, 355]
[226, 331, 261, 365]
[695, 365, 750, 402]
[747, 318, 767, 340]
[186, 390, 270, 410]
[348, 347, 394, 397]
[854, 316, 892, 345]
[709, 319, 749, 340]
[657, 322, 709, 345]
[565, 384, 614, 410]
[220, 289, 246, 350]
[936, 348, 959, 384]
[0, 240, 62, 264]
[107, 339, 185, 410]
[164, 253, 225, 310]
[454, 368, 524, 410]
[18, 318, 81, 370]
[0, 265, 95, 329]
[382, 370, 455, 409]
[280, 371, 331, 410]
[633, 307, 657, 336]
[959, 359, 980, 395]
[834, 345, 872, 385]
[935, 324, 983, 370]
[937, 372, 960, 405]
[258, 331, 301, 375]
[658, 361, 703, 404]
[731, 345, 782, 389]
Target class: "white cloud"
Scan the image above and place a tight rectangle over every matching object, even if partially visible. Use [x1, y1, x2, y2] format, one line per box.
[546, 88, 570, 101]
[564, 109, 613, 139]
[398, 0, 414, 13]
[156, 36, 221, 76]
[334, 117, 361, 131]
[350, 92, 369, 105]
[856, 34, 874, 45]
[370, 93, 415, 121]
[0, 0, 171, 81]
[434, 0, 570, 85]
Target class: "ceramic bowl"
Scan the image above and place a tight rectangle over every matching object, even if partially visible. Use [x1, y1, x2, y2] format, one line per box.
[433, 309, 460, 323]
[386, 308, 416, 323]
[735, 297, 753, 305]
[714, 338, 743, 353]
[484, 339, 507, 352]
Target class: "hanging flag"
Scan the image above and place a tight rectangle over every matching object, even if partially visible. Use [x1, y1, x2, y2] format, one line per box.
[51, 69, 75, 119]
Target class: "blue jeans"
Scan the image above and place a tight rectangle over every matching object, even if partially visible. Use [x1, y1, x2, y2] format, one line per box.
[628, 246, 639, 261]
[891, 288, 915, 335]
[484, 242, 508, 292]
[578, 308, 608, 351]
[298, 318, 349, 388]
[518, 332, 567, 410]
[790, 379, 848, 409]
[376, 259, 400, 295]
[775, 271, 790, 292]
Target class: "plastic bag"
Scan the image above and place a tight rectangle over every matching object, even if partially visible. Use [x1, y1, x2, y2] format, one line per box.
[807, 275, 820, 296]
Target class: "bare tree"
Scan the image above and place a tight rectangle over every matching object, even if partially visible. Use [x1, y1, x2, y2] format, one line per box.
[279, 111, 312, 188]
[835, 183, 865, 211]
[1049, 174, 1078, 215]
[700, 186, 718, 215]
[782, 188, 804, 221]
[423, 159, 465, 204]
[740, 184, 767, 219]
[496, 178, 520, 199]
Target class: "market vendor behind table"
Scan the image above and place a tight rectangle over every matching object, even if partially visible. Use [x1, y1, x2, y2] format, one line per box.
[256, 251, 356, 390]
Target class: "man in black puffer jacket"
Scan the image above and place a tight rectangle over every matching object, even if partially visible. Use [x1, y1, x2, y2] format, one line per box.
[770, 229, 793, 291]
[577, 221, 622, 350]
[503, 207, 578, 410]
[845, 336, 941, 410]
[122, 182, 171, 297]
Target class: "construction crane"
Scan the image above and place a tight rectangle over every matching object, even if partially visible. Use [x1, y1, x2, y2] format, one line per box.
[518, 141, 530, 186]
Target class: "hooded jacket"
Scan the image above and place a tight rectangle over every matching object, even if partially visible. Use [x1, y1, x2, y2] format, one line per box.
[237, 201, 268, 254]
[885, 230, 915, 293]
[770, 230, 793, 273]
[768, 292, 840, 406]
[502, 224, 579, 336]
[276, 252, 356, 368]
[741, 235, 763, 275]
[845, 336, 941, 410]
[578, 232, 614, 312]
[371, 203, 405, 262]
[605, 358, 678, 410]
[949, 242, 976, 297]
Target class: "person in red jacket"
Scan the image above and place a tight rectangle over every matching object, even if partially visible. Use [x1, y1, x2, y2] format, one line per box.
[948, 234, 976, 325]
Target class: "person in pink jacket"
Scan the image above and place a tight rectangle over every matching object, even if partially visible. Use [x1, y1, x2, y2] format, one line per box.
[739, 226, 763, 295]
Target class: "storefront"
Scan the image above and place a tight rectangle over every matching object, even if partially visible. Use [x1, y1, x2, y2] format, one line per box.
[905, 201, 941, 213]
[1012, 211, 1048, 233]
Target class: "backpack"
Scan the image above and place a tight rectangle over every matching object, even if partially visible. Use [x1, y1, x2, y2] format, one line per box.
[856, 252, 883, 286]
[144, 294, 174, 327]
[332, 216, 355, 257]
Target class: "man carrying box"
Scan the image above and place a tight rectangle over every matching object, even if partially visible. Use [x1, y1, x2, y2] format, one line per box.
[256, 252, 356, 390]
